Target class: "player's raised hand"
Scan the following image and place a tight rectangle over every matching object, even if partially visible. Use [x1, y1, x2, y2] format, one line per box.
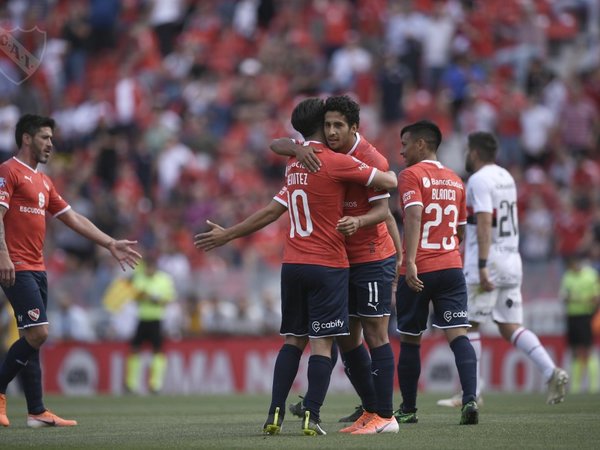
[336, 215, 360, 236]
[296, 145, 322, 173]
[194, 220, 229, 251]
[107, 240, 142, 271]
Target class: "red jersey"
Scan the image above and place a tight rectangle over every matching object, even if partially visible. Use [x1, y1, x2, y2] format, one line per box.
[0, 157, 70, 271]
[343, 133, 396, 264]
[398, 160, 466, 274]
[274, 141, 378, 268]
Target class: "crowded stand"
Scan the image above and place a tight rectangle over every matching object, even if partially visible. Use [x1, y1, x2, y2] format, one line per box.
[0, 0, 598, 340]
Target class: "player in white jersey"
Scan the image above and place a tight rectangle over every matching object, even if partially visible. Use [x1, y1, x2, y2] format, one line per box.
[437, 132, 568, 407]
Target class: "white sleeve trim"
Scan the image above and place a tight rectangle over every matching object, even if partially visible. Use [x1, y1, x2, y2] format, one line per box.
[366, 168, 377, 186]
[404, 201, 423, 209]
[273, 197, 288, 208]
[0, 201, 9, 210]
[52, 205, 71, 218]
[368, 192, 391, 203]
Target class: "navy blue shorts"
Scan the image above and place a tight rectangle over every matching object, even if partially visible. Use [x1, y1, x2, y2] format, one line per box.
[395, 268, 469, 336]
[2, 271, 48, 329]
[349, 256, 396, 318]
[280, 263, 349, 338]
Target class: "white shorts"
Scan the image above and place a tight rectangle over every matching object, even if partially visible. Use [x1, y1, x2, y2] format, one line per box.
[467, 284, 523, 324]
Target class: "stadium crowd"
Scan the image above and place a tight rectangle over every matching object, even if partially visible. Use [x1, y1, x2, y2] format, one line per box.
[0, 0, 599, 340]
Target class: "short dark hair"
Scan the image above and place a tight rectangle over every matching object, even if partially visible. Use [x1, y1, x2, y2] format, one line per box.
[324, 95, 360, 127]
[468, 131, 497, 162]
[291, 98, 325, 138]
[400, 120, 442, 150]
[15, 114, 55, 148]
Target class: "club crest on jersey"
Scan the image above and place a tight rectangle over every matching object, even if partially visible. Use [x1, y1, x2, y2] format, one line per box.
[402, 190, 415, 204]
[0, 177, 5, 188]
[28, 308, 40, 322]
[422, 177, 431, 188]
[38, 192, 45, 208]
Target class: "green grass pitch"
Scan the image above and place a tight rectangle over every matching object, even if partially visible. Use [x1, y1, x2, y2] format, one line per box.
[1, 392, 598, 449]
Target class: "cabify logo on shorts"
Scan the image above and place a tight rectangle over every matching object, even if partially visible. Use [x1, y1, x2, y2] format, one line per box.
[311, 319, 344, 333]
[443, 310, 467, 323]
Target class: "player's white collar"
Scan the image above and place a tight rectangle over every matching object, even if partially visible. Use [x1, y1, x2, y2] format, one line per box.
[12, 156, 38, 173]
[346, 133, 361, 156]
[422, 159, 443, 168]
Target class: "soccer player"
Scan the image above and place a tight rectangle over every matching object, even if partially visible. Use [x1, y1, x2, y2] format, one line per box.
[194, 98, 397, 435]
[271, 95, 401, 434]
[394, 120, 478, 425]
[437, 131, 569, 407]
[0, 114, 141, 428]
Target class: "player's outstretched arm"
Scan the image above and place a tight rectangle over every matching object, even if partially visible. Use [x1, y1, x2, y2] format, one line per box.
[368, 170, 397, 191]
[57, 209, 142, 271]
[336, 197, 389, 236]
[270, 138, 321, 172]
[194, 200, 287, 251]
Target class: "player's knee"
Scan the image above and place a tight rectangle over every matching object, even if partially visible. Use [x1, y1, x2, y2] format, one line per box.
[498, 323, 519, 341]
[24, 326, 49, 348]
[285, 335, 308, 350]
[336, 334, 362, 352]
[362, 327, 388, 348]
[361, 318, 389, 347]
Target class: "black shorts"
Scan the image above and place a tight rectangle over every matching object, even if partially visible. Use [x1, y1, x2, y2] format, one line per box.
[280, 263, 349, 338]
[2, 271, 48, 329]
[396, 268, 469, 336]
[349, 256, 396, 318]
[567, 315, 593, 347]
[131, 320, 163, 352]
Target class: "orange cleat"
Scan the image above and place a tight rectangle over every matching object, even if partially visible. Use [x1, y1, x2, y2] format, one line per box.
[351, 414, 399, 434]
[27, 410, 78, 428]
[338, 411, 376, 433]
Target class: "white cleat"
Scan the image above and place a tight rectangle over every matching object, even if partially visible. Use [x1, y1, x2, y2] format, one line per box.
[547, 367, 569, 405]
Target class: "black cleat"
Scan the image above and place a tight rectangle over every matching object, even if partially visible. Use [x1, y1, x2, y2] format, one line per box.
[289, 396, 306, 418]
[302, 410, 326, 436]
[460, 401, 479, 425]
[263, 406, 283, 435]
[338, 404, 364, 423]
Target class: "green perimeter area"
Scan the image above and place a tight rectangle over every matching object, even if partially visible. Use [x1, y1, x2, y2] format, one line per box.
[1, 392, 598, 449]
